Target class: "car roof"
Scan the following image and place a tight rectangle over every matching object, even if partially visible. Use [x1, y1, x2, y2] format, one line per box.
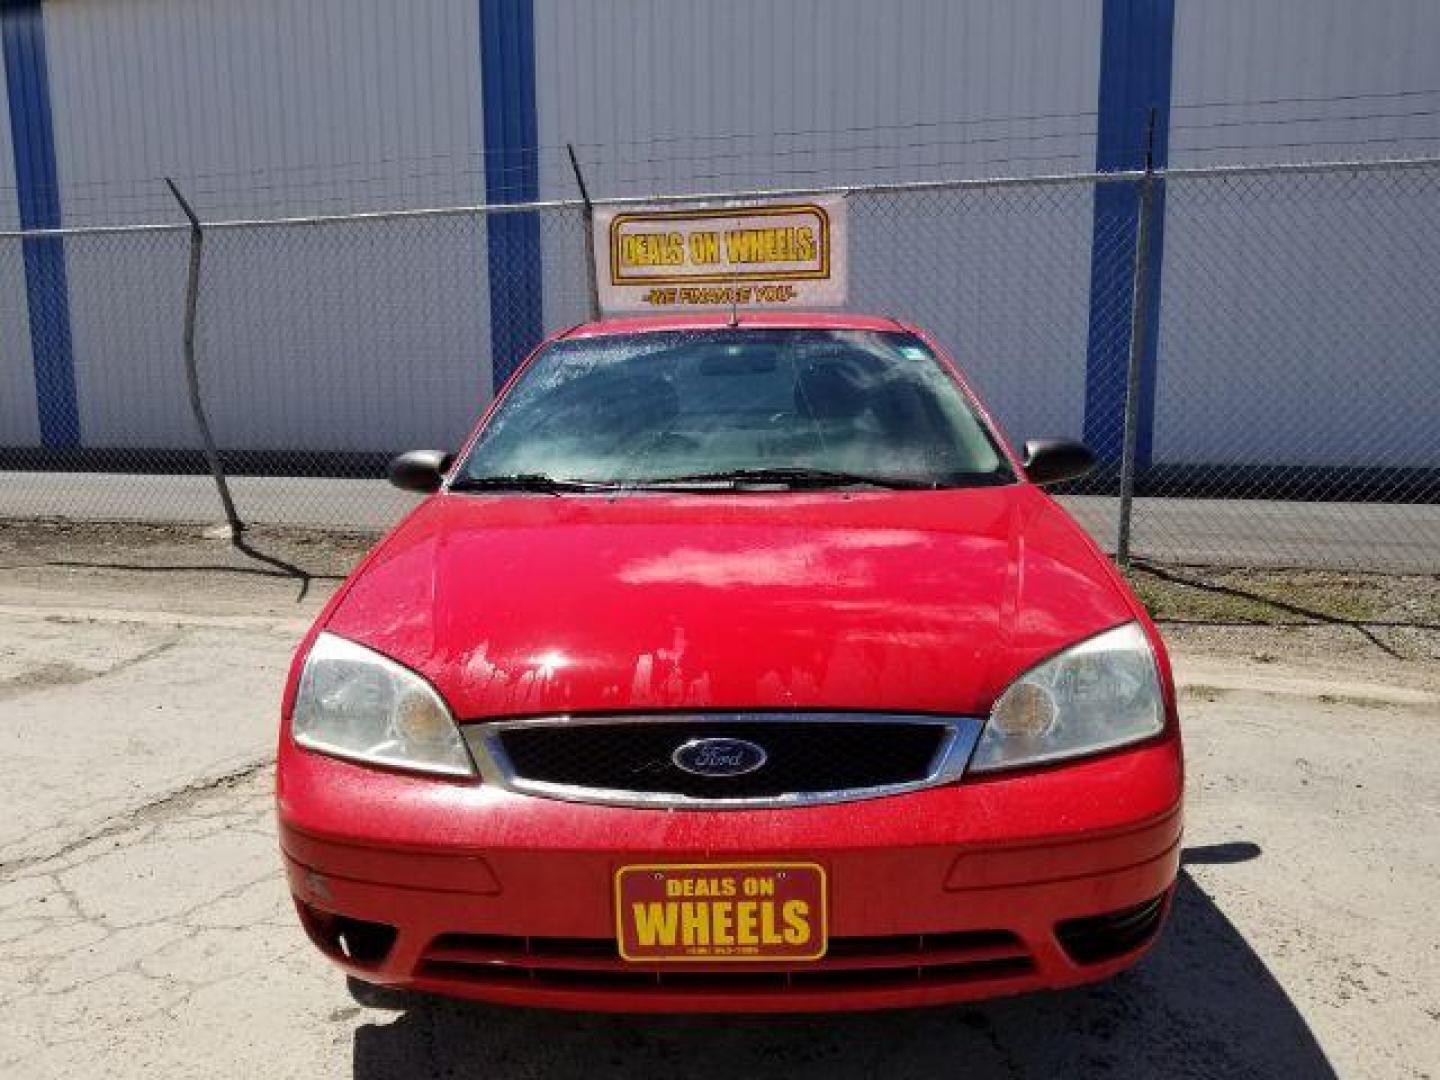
[559, 311, 913, 339]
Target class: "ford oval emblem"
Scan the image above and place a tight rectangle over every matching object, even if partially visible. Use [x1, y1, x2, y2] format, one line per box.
[672, 737, 768, 777]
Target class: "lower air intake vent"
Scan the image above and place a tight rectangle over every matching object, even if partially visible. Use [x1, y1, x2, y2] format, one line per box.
[416, 929, 1036, 995]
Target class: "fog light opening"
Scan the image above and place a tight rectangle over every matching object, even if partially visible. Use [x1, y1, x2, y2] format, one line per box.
[1055, 891, 1169, 965]
[334, 915, 398, 964]
[295, 898, 397, 966]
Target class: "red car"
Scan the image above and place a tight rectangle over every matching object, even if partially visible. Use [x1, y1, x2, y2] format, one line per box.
[277, 312, 1182, 1013]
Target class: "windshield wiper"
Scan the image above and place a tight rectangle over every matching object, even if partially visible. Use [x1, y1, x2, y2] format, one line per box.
[629, 467, 934, 490]
[448, 473, 616, 494]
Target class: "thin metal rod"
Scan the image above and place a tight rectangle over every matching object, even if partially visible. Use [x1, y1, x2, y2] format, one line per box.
[5, 153, 1438, 239]
[0, 169, 1146, 239]
[192, 168, 1138, 231]
[1160, 153, 1440, 181]
[1116, 111, 1157, 568]
[165, 177, 243, 542]
[591, 165, 1148, 208]
[567, 143, 601, 321]
[0, 221, 190, 240]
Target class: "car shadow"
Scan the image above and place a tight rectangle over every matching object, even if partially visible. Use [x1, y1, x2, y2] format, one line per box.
[350, 852, 1335, 1079]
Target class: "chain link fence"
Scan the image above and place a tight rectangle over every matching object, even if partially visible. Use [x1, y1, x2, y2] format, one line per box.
[1, 159, 1437, 571]
[1138, 161, 1440, 570]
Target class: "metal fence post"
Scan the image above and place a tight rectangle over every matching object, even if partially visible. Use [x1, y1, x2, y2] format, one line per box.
[1116, 113, 1157, 567]
[165, 177, 243, 541]
[567, 143, 601, 321]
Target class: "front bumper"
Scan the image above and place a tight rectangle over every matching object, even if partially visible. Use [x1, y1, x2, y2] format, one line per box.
[277, 736, 1182, 1013]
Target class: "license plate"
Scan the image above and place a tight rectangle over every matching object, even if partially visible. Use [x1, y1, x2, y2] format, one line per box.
[614, 862, 827, 962]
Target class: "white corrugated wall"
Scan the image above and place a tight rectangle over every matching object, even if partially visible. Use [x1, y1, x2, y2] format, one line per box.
[1, 0, 1436, 468]
[45, 0, 487, 224]
[1171, 0, 1440, 169]
[534, 0, 1106, 446]
[1157, 0, 1440, 466]
[40, 0, 495, 452]
[533, 0, 1102, 197]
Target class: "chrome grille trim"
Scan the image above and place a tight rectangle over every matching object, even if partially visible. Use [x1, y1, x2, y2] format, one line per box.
[461, 712, 985, 809]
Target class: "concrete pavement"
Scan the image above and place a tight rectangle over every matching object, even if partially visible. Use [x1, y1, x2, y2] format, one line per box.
[1, 535, 1438, 1078]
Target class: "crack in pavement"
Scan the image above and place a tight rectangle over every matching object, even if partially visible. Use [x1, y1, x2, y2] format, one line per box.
[0, 758, 275, 877]
[0, 633, 187, 703]
[0, 769, 304, 1072]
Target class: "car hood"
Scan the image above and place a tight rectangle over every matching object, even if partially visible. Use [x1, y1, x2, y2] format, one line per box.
[325, 487, 1136, 719]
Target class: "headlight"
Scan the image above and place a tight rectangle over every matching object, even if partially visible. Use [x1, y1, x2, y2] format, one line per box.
[291, 633, 475, 777]
[970, 622, 1165, 773]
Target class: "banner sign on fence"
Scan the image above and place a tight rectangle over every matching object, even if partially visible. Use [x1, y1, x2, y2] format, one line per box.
[593, 197, 847, 312]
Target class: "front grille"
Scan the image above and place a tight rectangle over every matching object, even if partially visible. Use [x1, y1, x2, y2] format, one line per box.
[490, 718, 951, 801]
[416, 930, 1035, 995]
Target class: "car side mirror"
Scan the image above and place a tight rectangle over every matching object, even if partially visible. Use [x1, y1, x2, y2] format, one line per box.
[1022, 438, 1095, 486]
[388, 450, 454, 493]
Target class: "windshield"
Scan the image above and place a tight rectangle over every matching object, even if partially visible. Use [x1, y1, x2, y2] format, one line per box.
[455, 328, 1012, 490]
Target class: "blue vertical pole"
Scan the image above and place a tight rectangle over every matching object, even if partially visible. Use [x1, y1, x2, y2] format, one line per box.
[1082, 0, 1174, 470]
[2, 0, 79, 448]
[479, 0, 543, 393]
